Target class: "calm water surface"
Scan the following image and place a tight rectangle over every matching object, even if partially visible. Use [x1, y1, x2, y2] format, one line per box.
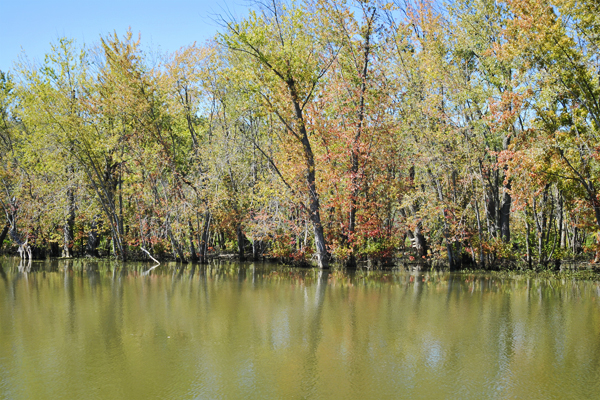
[1, 258, 600, 399]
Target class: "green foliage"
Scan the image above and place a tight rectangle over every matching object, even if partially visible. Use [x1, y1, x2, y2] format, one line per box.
[1, 0, 599, 267]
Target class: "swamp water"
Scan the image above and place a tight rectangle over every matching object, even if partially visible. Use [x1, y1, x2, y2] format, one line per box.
[1, 258, 600, 399]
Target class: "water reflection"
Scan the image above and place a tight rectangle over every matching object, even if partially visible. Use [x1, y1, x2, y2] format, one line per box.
[1, 258, 600, 399]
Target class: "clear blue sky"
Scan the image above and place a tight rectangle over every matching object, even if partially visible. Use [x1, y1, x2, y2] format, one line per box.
[0, 0, 253, 73]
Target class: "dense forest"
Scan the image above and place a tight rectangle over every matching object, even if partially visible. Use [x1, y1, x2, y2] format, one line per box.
[0, 0, 599, 269]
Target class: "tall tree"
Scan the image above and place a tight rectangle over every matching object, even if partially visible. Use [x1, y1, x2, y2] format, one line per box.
[219, 1, 337, 268]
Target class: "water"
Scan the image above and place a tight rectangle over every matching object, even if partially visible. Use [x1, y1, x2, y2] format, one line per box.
[1, 258, 600, 399]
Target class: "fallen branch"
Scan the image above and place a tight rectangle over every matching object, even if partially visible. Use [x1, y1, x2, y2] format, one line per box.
[141, 246, 160, 264]
[141, 247, 160, 275]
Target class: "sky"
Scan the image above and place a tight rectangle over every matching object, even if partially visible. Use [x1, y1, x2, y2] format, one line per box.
[0, 0, 254, 73]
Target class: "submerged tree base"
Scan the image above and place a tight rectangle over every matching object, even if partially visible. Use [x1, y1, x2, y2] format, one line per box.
[2, 244, 599, 276]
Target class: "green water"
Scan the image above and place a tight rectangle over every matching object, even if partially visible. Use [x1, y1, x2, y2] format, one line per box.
[1, 258, 600, 399]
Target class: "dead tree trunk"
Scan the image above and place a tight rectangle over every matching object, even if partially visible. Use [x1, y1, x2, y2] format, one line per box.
[10, 229, 31, 260]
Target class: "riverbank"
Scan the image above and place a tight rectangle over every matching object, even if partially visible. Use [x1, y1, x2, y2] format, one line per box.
[5, 251, 600, 280]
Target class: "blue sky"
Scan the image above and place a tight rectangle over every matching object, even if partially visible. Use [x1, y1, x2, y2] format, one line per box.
[0, 0, 253, 73]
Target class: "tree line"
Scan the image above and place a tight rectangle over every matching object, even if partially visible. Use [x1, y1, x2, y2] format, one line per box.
[1, 0, 599, 269]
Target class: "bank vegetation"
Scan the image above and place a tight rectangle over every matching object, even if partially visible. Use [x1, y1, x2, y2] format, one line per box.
[1, 0, 599, 269]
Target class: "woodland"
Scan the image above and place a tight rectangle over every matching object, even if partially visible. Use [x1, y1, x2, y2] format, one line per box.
[0, 0, 599, 270]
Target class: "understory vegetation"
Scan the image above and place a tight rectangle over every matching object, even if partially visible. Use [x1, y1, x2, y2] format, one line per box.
[1, 0, 600, 269]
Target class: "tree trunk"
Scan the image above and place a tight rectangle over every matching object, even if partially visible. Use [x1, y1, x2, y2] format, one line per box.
[236, 224, 246, 261]
[86, 217, 99, 257]
[525, 206, 532, 269]
[559, 195, 565, 248]
[309, 189, 329, 269]
[62, 183, 75, 258]
[303, 144, 329, 268]
[473, 198, 485, 268]
[500, 136, 512, 243]
[346, 14, 374, 270]
[0, 222, 8, 252]
[289, 81, 329, 269]
[500, 187, 511, 243]
[486, 191, 497, 238]
[407, 212, 427, 260]
[252, 239, 260, 261]
[166, 218, 185, 262]
[479, 162, 498, 239]
[199, 211, 211, 264]
[414, 227, 427, 259]
[218, 231, 225, 251]
[430, 173, 453, 268]
[188, 220, 199, 263]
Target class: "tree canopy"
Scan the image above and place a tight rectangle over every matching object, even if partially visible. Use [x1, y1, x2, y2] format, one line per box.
[2, 0, 599, 269]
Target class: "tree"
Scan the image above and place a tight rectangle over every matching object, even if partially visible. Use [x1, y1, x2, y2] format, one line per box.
[218, 1, 337, 268]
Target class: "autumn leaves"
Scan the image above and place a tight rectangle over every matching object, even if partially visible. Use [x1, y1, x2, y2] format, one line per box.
[0, 0, 599, 267]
